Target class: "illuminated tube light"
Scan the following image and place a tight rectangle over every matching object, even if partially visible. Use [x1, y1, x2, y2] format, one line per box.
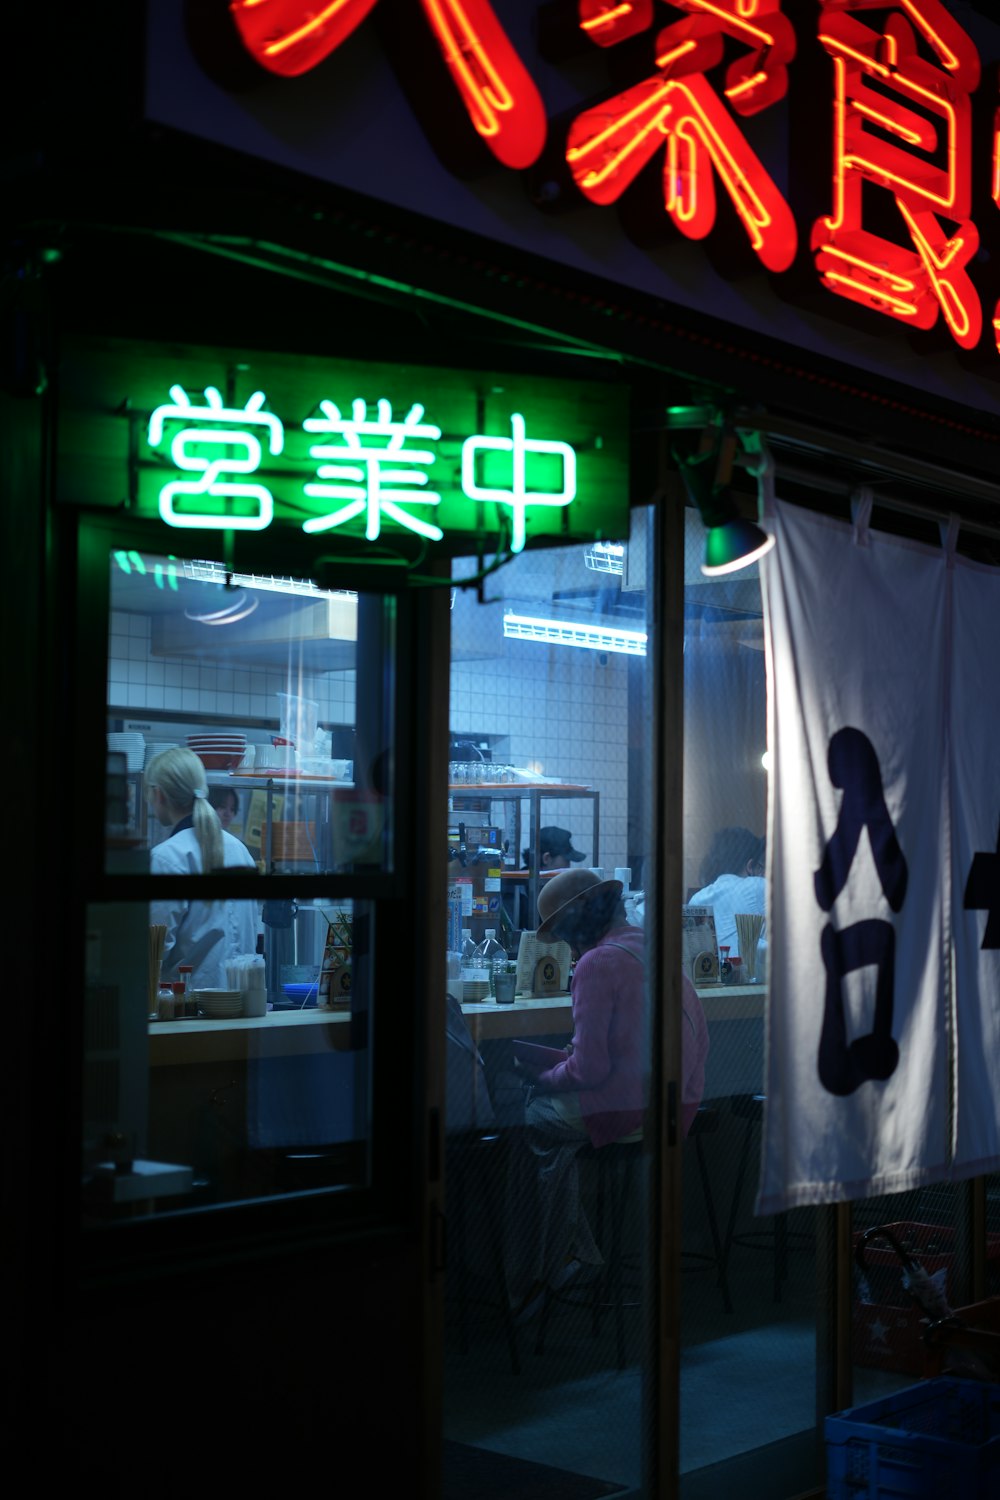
[503, 611, 647, 656]
[701, 518, 775, 577]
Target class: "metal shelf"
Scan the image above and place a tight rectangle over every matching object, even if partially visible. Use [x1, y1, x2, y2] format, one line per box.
[449, 782, 600, 925]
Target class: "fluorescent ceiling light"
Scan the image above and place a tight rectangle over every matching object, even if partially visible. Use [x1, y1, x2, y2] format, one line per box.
[184, 559, 356, 599]
[503, 611, 647, 656]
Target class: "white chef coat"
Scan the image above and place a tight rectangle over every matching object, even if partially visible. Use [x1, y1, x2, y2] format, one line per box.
[151, 824, 259, 990]
[686, 872, 766, 960]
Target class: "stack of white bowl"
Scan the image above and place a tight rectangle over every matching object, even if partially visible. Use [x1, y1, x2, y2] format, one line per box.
[193, 988, 243, 1018]
[187, 733, 247, 771]
[108, 731, 145, 771]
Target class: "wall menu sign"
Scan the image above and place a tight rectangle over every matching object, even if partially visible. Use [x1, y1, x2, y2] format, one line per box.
[173, 0, 1000, 382]
[56, 338, 629, 552]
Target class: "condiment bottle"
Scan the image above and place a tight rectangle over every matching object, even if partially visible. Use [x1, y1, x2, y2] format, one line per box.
[178, 964, 194, 1017]
[173, 982, 187, 1017]
[157, 982, 176, 1021]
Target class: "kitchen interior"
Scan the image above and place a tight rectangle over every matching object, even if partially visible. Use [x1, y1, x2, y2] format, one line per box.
[92, 508, 949, 1495]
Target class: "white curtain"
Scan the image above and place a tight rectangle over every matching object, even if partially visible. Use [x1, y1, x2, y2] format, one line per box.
[758, 494, 951, 1213]
[951, 555, 1000, 1176]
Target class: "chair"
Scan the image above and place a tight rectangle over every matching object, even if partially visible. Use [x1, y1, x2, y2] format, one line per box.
[721, 1093, 812, 1302]
[446, 1128, 521, 1375]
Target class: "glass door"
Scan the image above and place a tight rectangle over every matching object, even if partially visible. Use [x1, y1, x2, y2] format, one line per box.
[678, 506, 823, 1498]
[440, 516, 662, 1495]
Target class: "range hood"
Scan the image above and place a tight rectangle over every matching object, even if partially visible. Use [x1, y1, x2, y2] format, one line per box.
[148, 580, 358, 671]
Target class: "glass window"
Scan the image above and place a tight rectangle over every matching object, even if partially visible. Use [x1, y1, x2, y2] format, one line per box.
[105, 552, 394, 877]
[82, 895, 372, 1221]
[83, 546, 399, 1225]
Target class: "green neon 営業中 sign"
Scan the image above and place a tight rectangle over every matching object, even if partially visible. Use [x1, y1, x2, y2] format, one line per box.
[146, 385, 578, 550]
[131, 347, 626, 552]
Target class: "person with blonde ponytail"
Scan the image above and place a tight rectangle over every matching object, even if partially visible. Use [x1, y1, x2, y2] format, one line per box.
[146, 747, 258, 990]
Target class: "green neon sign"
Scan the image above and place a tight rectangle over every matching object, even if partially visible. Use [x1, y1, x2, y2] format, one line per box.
[146, 385, 581, 552]
[147, 385, 284, 531]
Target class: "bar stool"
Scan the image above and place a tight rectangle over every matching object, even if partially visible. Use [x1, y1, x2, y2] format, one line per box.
[446, 1128, 521, 1375]
[722, 1093, 812, 1301]
[536, 1109, 732, 1368]
[534, 1137, 643, 1369]
[682, 1105, 734, 1315]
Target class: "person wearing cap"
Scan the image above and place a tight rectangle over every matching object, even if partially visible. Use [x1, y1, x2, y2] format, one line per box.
[504, 867, 709, 1319]
[521, 826, 587, 870]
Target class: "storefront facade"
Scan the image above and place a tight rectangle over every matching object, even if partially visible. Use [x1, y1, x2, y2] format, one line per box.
[7, 4, 1000, 1496]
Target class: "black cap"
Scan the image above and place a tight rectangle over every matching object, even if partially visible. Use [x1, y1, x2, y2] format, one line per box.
[540, 827, 586, 863]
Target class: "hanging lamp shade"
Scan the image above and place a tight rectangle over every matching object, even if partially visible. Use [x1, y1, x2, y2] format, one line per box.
[674, 430, 774, 576]
[701, 515, 775, 576]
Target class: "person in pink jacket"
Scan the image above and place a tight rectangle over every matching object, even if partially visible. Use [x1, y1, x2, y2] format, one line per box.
[505, 868, 709, 1319]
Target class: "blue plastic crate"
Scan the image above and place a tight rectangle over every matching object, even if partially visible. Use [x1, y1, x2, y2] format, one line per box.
[826, 1377, 1000, 1498]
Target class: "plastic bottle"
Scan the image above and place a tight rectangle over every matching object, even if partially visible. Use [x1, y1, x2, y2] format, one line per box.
[459, 928, 479, 1002]
[474, 929, 505, 997]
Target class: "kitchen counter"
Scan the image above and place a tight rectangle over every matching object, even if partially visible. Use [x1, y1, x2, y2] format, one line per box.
[147, 983, 766, 1066]
[148, 1009, 350, 1064]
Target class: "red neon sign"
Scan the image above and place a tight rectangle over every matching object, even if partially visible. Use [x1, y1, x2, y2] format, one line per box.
[812, 1, 982, 350]
[563, 2, 797, 273]
[217, 1, 1000, 362]
[229, 0, 547, 170]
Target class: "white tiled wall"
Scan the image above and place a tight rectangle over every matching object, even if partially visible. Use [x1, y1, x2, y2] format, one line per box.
[107, 610, 356, 727]
[109, 606, 635, 876]
[450, 637, 632, 876]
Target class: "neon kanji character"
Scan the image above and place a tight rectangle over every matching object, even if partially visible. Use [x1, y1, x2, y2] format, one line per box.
[228, 0, 547, 170]
[561, 1, 797, 272]
[146, 386, 284, 531]
[461, 413, 576, 553]
[814, 727, 908, 1096]
[813, 1, 982, 349]
[301, 397, 444, 541]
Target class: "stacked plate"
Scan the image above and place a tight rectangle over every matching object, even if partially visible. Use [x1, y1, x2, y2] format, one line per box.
[193, 988, 243, 1018]
[108, 731, 145, 771]
[144, 740, 178, 768]
[187, 732, 247, 771]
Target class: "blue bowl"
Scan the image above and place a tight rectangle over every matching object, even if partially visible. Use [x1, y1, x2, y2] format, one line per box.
[282, 981, 318, 1007]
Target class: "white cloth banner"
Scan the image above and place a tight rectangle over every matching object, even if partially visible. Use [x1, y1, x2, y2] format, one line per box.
[952, 556, 1000, 1177]
[758, 496, 950, 1213]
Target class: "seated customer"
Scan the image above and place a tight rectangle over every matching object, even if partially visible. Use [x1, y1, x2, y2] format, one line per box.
[505, 868, 709, 1320]
[687, 825, 766, 961]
